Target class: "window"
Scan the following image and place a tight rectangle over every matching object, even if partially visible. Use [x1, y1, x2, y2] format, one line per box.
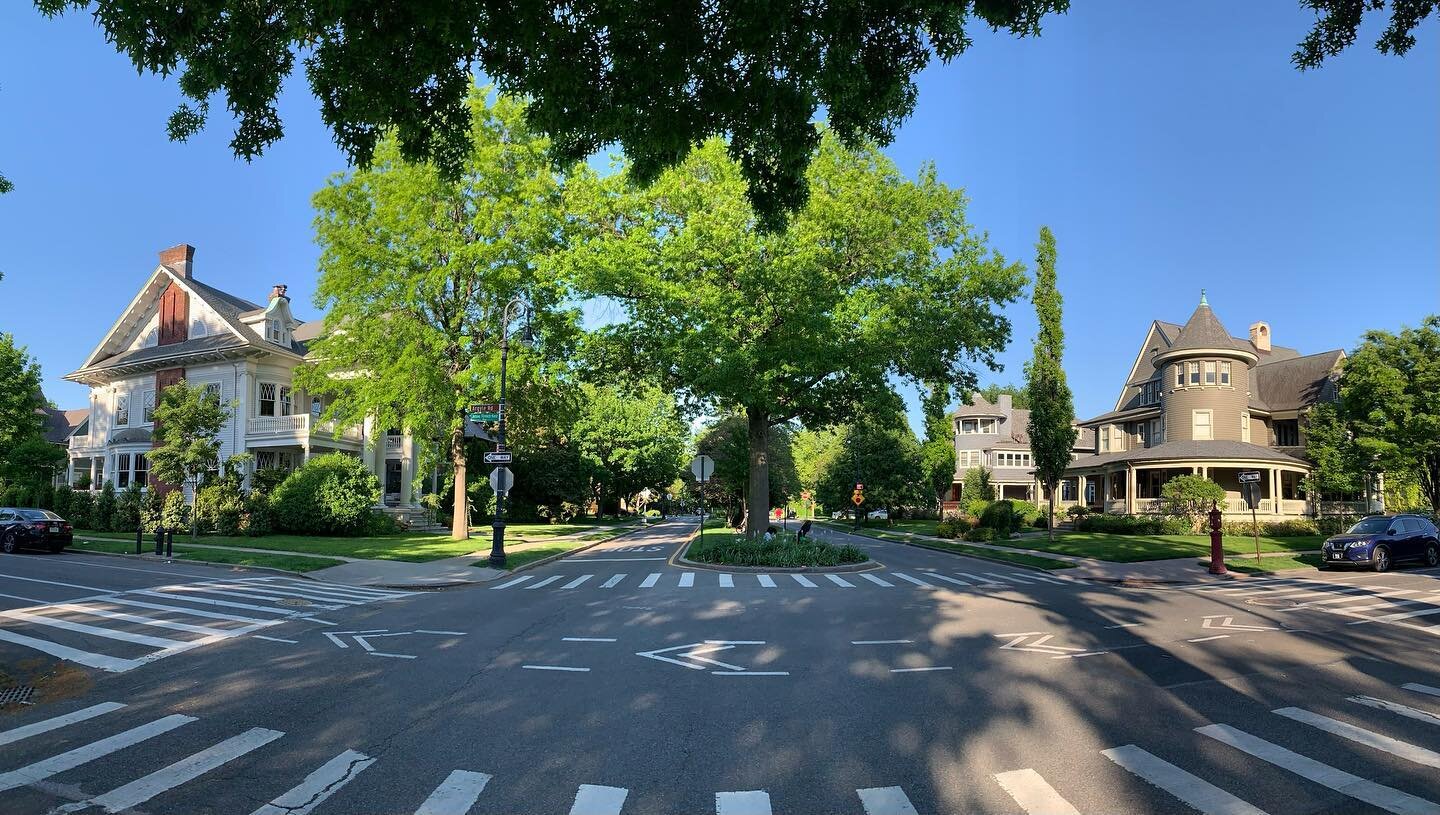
[267, 318, 283, 343]
[134, 454, 148, 488]
[1101, 427, 1111, 452]
[116, 453, 131, 489]
[1241, 412, 1251, 443]
[1137, 422, 1148, 448]
[115, 394, 129, 426]
[957, 450, 985, 468]
[279, 386, 293, 417]
[994, 451, 1032, 468]
[256, 450, 276, 470]
[259, 383, 277, 416]
[203, 382, 222, 400]
[1275, 419, 1299, 446]
[142, 389, 156, 423]
[1141, 381, 1161, 405]
[1193, 409, 1213, 441]
[191, 318, 207, 338]
[1204, 361, 1217, 385]
[1061, 480, 1077, 501]
[1188, 362, 1201, 385]
[1220, 361, 1231, 385]
[959, 419, 997, 434]
[1175, 364, 1184, 387]
[1149, 418, 1162, 447]
[311, 396, 323, 419]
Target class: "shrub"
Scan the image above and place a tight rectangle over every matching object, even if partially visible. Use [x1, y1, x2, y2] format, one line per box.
[115, 484, 144, 532]
[271, 453, 382, 536]
[1034, 514, 1049, 529]
[34, 483, 55, 511]
[1076, 513, 1172, 535]
[1264, 519, 1320, 537]
[161, 490, 192, 531]
[952, 515, 976, 533]
[1066, 504, 1092, 519]
[68, 491, 94, 529]
[1160, 516, 1193, 535]
[964, 498, 990, 518]
[963, 526, 997, 542]
[251, 467, 290, 494]
[195, 482, 246, 536]
[242, 491, 273, 537]
[53, 485, 74, 519]
[72, 472, 92, 491]
[935, 521, 957, 539]
[94, 482, 118, 532]
[979, 500, 1017, 533]
[1008, 500, 1043, 528]
[1160, 475, 1226, 529]
[139, 489, 163, 532]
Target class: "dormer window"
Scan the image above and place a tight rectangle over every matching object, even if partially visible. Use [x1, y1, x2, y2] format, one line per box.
[960, 418, 998, 435]
[267, 318, 285, 344]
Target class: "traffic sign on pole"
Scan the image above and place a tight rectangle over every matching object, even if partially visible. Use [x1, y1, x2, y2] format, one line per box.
[689, 455, 715, 483]
[1237, 471, 1262, 484]
[488, 467, 514, 494]
[484, 451, 513, 464]
[468, 403, 501, 423]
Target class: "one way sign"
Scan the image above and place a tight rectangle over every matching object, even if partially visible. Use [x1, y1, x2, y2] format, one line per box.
[484, 451, 513, 464]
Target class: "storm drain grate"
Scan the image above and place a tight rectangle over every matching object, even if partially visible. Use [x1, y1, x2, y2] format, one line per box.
[0, 685, 36, 706]
[276, 598, 312, 607]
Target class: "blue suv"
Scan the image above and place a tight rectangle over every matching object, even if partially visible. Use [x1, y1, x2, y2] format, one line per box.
[1321, 514, 1440, 572]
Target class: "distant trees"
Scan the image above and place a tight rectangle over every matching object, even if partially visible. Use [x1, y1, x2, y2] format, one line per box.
[970, 383, 1030, 410]
[920, 382, 957, 510]
[572, 384, 687, 515]
[0, 329, 62, 494]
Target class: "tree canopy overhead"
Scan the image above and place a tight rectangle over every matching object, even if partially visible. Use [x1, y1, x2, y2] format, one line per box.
[30, 1, 1428, 215]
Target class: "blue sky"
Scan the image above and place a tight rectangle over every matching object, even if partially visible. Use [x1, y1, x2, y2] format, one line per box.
[1, 3, 1436, 430]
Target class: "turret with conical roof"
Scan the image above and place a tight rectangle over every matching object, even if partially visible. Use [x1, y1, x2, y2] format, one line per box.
[1156, 292, 1258, 444]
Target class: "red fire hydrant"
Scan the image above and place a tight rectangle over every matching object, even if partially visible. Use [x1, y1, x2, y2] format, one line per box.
[1207, 501, 1227, 575]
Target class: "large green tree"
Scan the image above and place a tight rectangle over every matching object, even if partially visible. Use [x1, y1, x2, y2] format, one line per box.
[572, 384, 688, 514]
[816, 397, 925, 521]
[0, 330, 63, 491]
[148, 380, 228, 539]
[695, 415, 799, 527]
[30, 2, 1421, 217]
[793, 425, 846, 511]
[296, 90, 576, 540]
[1023, 227, 1077, 539]
[920, 381, 957, 509]
[1339, 315, 1440, 515]
[565, 134, 1024, 537]
[1302, 401, 1366, 510]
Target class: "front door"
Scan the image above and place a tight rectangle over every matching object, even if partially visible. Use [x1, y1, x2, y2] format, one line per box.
[385, 460, 402, 504]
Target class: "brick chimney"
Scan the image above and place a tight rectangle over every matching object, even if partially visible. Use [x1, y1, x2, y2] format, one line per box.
[1249, 321, 1271, 352]
[158, 244, 195, 279]
[269, 284, 289, 301]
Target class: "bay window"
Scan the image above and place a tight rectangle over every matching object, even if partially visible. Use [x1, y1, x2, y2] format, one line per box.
[1188, 362, 1200, 385]
[117, 453, 131, 488]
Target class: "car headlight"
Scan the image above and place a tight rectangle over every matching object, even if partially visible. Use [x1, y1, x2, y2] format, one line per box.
[1347, 540, 1371, 549]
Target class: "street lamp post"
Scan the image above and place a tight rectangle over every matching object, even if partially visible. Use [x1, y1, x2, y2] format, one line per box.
[489, 296, 531, 569]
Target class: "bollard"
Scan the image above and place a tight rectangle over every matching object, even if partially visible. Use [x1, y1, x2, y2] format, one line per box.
[1207, 502, 1227, 576]
[135, 528, 142, 555]
[165, 529, 174, 558]
[154, 527, 165, 556]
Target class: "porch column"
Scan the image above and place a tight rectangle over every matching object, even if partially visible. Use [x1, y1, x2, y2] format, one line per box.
[1076, 474, 1087, 506]
[399, 435, 414, 506]
[89, 458, 98, 490]
[1126, 464, 1136, 515]
[1271, 468, 1281, 514]
[66, 458, 75, 487]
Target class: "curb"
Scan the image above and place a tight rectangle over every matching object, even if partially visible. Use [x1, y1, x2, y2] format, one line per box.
[481, 521, 658, 579]
[671, 526, 882, 574]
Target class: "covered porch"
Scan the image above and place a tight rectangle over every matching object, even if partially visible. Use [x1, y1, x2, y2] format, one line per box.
[1060, 450, 1315, 517]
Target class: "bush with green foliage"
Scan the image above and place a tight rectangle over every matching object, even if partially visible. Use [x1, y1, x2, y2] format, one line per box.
[52, 485, 74, 519]
[962, 466, 994, 503]
[1007, 499, 1043, 528]
[271, 454, 382, 536]
[935, 521, 957, 539]
[114, 484, 144, 532]
[161, 490, 192, 531]
[1066, 504, 1091, 519]
[1224, 518, 1322, 537]
[962, 526, 997, 542]
[242, 491, 273, 536]
[686, 530, 866, 567]
[251, 467, 290, 494]
[68, 491, 94, 529]
[94, 482, 118, 531]
[1077, 514, 1164, 534]
[1160, 475, 1226, 529]
[980, 500, 1029, 534]
[195, 481, 246, 536]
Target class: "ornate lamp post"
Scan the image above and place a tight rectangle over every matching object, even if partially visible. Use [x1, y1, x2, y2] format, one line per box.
[489, 296, 532, 568]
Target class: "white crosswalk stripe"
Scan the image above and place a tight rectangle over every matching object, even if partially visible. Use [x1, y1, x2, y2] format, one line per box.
[562, 575, 594, 590]
[0, 702, 125, 748]
[250, 749, 374, 815]
[0, 576, 420, 674]
[414, 770, 493, 815]
[1102, 744, 1267, 815]
[791, 574, 818, 588]
[994, 768, 1081, 815]
[65, 727, 284, 814]
[757, 574, 777, 588]
[0, 714, 196, 792]
[640, 573, 662, 588]
[825, 574, 854, 587]
[679, 573, 696, 587]
[719, 574, 735, 588]
[716, 790, 772, 814]
[526, 576, 565, 590]
[570, 783, 629, 815]
[1275, 706, 1440, 768]
[861, 573, 893, 587]
[489, 568, 1083, 594]
[891, 572, 934, 588]
[601, 574, 627, 588]
[1350, 695, 1440, 727]
[856, 786, 919, 814]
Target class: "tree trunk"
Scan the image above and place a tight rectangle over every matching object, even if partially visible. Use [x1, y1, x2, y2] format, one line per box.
[745, 406, 770, 539]
[1047, 482, 1056, 542]
[450, 426, 469, 541]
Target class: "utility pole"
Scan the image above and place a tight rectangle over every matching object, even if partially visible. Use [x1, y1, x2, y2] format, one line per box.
[488, 296, 530, 568]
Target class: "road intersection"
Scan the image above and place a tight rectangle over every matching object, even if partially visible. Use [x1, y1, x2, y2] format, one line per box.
[5, 519, 1440, 812]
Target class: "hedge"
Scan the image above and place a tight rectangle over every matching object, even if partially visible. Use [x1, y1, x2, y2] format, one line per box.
[1075, 514, 1191, 535]
[271, 454, 383, 536]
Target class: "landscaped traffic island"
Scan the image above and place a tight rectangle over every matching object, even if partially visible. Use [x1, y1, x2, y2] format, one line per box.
[685, 528, 867, 568]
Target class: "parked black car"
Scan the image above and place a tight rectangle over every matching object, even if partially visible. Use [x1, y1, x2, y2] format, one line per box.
[1320, 513, 1440, 572]
[0, 507, 74, 554]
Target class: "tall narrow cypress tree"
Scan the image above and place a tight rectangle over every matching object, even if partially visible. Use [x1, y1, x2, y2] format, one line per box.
[1024, 227, 1078, 540]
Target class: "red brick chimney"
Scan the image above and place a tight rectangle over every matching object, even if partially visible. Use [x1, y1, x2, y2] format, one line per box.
[158, 244, 195, 279]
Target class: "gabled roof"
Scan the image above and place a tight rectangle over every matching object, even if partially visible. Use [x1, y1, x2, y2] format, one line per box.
[1253, 350, 1345, 411]
[38, 403, 87, 444]
[83, 334, 249, 372]
[184, 275, 263, 339]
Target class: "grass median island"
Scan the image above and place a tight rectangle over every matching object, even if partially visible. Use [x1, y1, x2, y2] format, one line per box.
[69, 537, 344, 572]
[821, 521, 1076, 570]
[687, 528, 867, 568]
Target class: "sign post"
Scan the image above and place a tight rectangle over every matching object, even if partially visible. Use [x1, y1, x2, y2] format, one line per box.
[1239, 470, 1263, 564]
[689, 455, 715, 547]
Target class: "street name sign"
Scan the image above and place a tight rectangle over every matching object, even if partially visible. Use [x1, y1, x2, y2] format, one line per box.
[484, 451, 513, 464]
[468, 403, 501, 423]
[489, 466, 514, 494]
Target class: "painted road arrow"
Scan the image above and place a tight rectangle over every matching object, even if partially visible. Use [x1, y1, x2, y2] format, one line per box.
[1201, 615, 1278, 632]
[324, 629, 467, 659]
[636, 640, 789, 675]
[996, 632, 1108, 659]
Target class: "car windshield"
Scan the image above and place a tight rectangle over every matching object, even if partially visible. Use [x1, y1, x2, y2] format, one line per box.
[1347, 517, 1392, 534]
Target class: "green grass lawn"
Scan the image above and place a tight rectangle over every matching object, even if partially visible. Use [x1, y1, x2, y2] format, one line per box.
[69, 538, 343, 572]
[74, 520, 638, 563]
[998, 532, 1324, 563]
[1206, 553, 1325, 573]
[687, 529, 868, 568]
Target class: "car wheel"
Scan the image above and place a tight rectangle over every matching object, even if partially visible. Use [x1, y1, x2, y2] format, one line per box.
[1374, 545, 1392, 573]
[1427, 544, 1440, 568]
[1, 532, 15, 554]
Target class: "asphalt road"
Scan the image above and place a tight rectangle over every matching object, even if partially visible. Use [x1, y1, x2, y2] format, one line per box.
[6, 519, 1440, 814]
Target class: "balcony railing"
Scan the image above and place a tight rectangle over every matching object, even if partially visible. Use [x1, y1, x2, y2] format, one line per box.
[247, 414, 362, 443]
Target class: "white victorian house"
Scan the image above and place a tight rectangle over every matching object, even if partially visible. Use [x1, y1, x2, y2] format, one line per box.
[62, 244, 427, 517]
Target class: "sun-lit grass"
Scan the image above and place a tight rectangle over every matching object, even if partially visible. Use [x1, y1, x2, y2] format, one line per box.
[69, 538, 342, 572]
[687, 529, 867, 568]
[997, 533, 1323, 563]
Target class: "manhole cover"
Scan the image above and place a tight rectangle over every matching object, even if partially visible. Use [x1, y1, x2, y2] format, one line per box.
[0, 685, 35, 706]
[276, 598, 312, 607]
[1247, 597, 1301, 608]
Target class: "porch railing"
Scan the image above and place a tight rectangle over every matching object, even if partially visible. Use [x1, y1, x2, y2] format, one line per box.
[247, 415, 362, 443]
